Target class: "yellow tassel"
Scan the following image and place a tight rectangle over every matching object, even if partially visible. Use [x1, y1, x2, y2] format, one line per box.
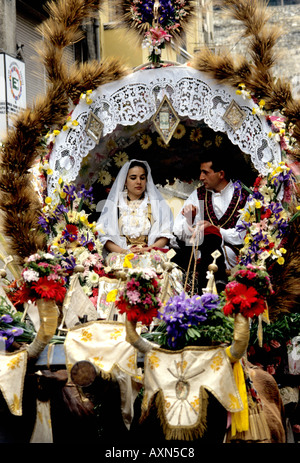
[230, 360, 249, 436]
[123, 253, 134, 268]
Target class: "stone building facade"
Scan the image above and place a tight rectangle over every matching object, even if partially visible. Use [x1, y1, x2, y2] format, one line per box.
[213, 4, 300, 98]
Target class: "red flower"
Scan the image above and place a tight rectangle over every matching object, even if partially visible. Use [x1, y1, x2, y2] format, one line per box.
[223, 282, 266, 318]
[10, 283, 34, 305]
[62, 224, 78, 242]
[32, 277, 66, 303]
[116, 297, 158, 324]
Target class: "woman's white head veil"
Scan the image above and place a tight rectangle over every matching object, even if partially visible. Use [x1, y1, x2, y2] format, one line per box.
[97, 159, 176, 249]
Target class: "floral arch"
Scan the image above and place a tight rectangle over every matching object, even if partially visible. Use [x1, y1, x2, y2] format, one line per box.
[47, 64, 282, 199]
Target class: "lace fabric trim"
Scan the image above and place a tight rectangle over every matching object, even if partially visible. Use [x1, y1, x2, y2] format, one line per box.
[48, 65, 281, 196]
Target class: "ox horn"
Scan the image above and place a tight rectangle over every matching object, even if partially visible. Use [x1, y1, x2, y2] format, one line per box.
[125, 318, 158, 353]
[125, 313, 249, 360]
[26, 298, 59, 359]
[226, 313, 250, 363]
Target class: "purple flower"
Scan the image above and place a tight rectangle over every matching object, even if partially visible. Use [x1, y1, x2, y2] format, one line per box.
[159, 292, 219, 349]
[38, 215, 51, 234]
[0, 314, 13, 323]
[63, 184, 77, 201]
[77, 185, 94, 203]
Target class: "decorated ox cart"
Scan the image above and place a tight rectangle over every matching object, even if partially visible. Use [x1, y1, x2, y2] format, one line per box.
[0, 0, 299, 444]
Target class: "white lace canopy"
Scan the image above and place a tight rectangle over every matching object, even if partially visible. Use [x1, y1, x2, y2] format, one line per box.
[48, 65, 281, 196]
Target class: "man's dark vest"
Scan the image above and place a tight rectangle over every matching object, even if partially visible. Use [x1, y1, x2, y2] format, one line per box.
[197, 184, 248, 250]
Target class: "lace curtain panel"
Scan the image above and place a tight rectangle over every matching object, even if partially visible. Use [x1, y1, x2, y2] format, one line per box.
[48, 65, 281, 196]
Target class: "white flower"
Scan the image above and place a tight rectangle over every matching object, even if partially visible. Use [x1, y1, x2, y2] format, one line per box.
[27, 253, 41, 262]
[43, 253, 56, 260]
[86, 271, 100, 287]
[23, 269, 40, 282]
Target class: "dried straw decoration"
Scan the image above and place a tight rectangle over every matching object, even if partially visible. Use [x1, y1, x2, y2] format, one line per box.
[0, 0, 129, 264]
[191, 0, 300, 157]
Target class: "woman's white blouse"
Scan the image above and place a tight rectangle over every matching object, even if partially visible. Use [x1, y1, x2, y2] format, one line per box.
[118, 191, 151, 239]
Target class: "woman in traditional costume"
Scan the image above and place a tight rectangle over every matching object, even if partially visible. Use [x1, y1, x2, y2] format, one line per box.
[97, 159, 177, 258]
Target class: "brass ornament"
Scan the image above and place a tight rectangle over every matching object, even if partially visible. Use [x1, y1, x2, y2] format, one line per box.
[152, 95, 180, 145]
[85, 111, 104, 143]
[223, 100, 247, 131]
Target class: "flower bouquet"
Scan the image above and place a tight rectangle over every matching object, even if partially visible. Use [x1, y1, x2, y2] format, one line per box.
[38, 180, 102, 258]
[237, 161, 298, 268]
[9, 251, 67, 306]
[0, 295, 35, 350]
[143, 292, 233, 350]
[221, 264, 273, 319]
[115, 268, 162, 324]
[121, 0, 194, 65]
[62, 250, 108, 308]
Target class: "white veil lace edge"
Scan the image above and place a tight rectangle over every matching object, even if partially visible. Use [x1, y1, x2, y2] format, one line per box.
[96, 159, 177, 250]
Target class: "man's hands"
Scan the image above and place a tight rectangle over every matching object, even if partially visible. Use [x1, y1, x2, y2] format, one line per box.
[188, 220, 219, 242]
[182, 204, 197, 225]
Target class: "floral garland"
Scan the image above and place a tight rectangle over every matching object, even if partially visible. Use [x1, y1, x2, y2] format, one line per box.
[237, 161, 300, 267]
[122, 0, 194, 64]
[221, 264, 274, 319]
[236, 83, 298, 154]
[9, 251, 67, 306]
[115, 268, 162, 324]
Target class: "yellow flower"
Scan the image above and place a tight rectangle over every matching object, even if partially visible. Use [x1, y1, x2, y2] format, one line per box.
[215, 135, 223, 147]
[296, 205, 300, 211]
[59, 247, 66, 255]
[53, 130, 60, 136]
[140, 134, 152, 150]
[107, 289, 118, 302]
[277, 256, 285, 265]
[114, 151, 129, 167]
[46, 168, 53, 175]
[204, 140, 212, 148]
[259, 99, 265, 107]
[279, 247, 287, 254]
[173, 123, 186, 139]
[156, 136, 168, 148]
[60, 191, 67, 199]
[255, 200, 262, 209]
[45, 197, 52, 205]
[236, 89, 242, 95]
[58, 178, 63, 185]
[190, 128, 203, 143]
[98, 170, 112, 186]
[243, 211, 251, 222]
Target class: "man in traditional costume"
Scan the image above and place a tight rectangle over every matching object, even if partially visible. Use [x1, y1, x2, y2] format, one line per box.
[173, 153, 248, 292]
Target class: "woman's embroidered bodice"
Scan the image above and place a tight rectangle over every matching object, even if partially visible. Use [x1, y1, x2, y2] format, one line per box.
[118, 191, 151, 243]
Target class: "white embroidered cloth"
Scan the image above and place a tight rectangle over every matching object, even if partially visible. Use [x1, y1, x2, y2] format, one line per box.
[0, 349, 27, 416]
[142, 346, 243, 431]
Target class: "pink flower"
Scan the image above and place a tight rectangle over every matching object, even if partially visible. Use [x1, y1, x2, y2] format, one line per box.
[270, 340, 281, 349]
[266, 365, 276, 375]
[127, 290, 141, 305]
[148, 26, 172, 45]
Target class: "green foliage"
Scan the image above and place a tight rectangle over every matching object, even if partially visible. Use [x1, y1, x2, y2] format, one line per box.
[142, 308, 234, 349]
